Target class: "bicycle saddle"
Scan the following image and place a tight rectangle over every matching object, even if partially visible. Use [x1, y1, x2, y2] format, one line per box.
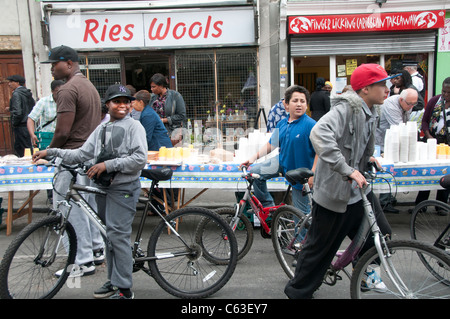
[440, 174, 450, 189]
[285, 168, 314, 185]
[141, 167, 173, 181]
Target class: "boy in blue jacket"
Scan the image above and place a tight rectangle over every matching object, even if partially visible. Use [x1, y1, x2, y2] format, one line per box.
[241, 85, 317, 213]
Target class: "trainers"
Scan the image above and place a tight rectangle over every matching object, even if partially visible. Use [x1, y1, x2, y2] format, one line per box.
[361, 266, 387, 293]
[93, 281, 118, 298]
[93, 248, 105, 265]
[109, 290, 134, 299]
[55, 262, 96, 278]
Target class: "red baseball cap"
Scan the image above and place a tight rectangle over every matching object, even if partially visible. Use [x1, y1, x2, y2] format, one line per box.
[350, 64, 398, 91]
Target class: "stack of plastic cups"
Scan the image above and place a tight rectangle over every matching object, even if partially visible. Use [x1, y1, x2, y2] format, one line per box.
[427, 138, 437, 160]
[387, 125, 400, 163]
[399, 123, 409, 163]
[407, 121, 418, 162]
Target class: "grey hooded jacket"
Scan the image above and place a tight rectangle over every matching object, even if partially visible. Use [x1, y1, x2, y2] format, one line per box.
[47, 116, 148, 186]
[310, 91, 378, 213]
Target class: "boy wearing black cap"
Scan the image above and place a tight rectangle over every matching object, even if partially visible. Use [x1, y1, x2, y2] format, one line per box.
[7, 74, 34, 157]
[33, 84, 148, 299]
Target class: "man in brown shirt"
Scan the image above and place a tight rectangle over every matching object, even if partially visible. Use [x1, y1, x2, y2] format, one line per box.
[45, 46, 101, 149]
[42, 45, 105, 277]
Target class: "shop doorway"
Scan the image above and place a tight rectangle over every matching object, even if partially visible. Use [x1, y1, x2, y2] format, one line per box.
[124, 53, 173, 93]
[0, 53, 24, 155]
[293, 56, 329, 95]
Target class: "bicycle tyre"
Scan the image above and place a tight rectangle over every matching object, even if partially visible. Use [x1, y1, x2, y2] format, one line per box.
[147, 207, 238, 298]
[410, 199, 450, 251]
[211, 207, 254, 262]
[271, 205, 310, 279]
[350, 240, 450, 299]
[0, 215, 77, 299]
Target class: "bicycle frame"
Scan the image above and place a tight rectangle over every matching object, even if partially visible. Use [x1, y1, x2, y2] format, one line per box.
[231, 171, 289, 235]
[327, 182, 410, 297]
[435, 223, 450, 250]
[55, 167, 192, 268]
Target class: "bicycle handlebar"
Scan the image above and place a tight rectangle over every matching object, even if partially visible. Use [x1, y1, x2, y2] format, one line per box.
[240, 166, 261, 179]
[44, 156, 90, 175]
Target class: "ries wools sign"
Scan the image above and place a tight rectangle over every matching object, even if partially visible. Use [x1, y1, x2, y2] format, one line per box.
[49, 8, 255, 49]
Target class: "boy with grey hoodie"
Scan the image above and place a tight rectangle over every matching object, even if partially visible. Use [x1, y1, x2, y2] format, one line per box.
[285, 64, 393, 299]
[33, 84, 147, 299]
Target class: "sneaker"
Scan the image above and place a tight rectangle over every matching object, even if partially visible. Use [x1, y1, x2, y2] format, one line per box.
[361, 266, 387, 293]
[109, 290, 134, 299]
[55, 262, 96, 278]
[93, 281, 118, 299]
[93, 248, 105, 265]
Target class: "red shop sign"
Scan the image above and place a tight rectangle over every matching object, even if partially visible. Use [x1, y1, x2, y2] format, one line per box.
[288, 10, 445, 34]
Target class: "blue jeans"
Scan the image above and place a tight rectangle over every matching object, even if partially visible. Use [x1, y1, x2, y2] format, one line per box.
[250, 155, 311, 214]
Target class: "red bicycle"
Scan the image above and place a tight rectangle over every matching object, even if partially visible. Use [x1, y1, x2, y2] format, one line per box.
[213, 166, 313, 261]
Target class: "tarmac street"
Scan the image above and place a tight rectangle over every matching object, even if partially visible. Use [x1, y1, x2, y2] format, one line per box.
[0, 187, 421, 300]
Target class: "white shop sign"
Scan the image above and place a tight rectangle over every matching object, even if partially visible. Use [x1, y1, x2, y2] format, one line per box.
[49, 9, 255, 49]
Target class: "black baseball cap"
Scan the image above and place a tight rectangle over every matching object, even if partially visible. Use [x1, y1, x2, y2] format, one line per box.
[104, 84, 135, 102]
[7, 75, 25, 85]
[42, 45, 79, 63]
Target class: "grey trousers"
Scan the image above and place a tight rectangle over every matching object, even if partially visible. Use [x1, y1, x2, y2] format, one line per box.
[53, 167, 104, 265]
[96, 179, 141, 289]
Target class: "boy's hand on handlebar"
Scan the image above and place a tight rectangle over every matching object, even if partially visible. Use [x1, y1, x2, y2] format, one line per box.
[307, 176, 314, 189]
[239, 160, 251, 170]
[87, 163, 107, 180]
[348, 170, 367, 189]
[32, 150, 48, 162]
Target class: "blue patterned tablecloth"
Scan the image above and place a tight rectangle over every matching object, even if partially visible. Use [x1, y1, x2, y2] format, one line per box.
[371, 160, 450, 193]
[0, 163, 286, 192]
[1, 160, 449, 193]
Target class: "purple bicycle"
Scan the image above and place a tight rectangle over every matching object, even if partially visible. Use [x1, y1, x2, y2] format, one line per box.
[272, 168, 450, 299]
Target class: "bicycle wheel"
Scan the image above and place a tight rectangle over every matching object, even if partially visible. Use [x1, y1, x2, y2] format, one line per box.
[211, 207, 254, 262]
[351, 240, 450, 299]
[147, 207, 238, 298]
[271, 205, 310, 279]
[410, 200, 450, 252]
[0, 215, 77, 299]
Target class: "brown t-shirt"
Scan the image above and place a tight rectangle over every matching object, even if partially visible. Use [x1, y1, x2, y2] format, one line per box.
[54, 72, 101, 149]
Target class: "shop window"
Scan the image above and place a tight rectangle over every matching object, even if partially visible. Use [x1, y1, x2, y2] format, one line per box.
[175, 48, 258, 130]
[334, 55, 380, 93]
[79, 54, 121, 98]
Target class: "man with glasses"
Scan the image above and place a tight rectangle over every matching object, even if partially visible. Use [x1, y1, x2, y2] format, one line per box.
[376, 88, 418, 213]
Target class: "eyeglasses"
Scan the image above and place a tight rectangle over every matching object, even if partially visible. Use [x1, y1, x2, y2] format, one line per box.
[404, 101, 417, 107]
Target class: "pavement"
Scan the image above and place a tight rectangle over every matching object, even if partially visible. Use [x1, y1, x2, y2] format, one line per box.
[0, 187, 424, 304]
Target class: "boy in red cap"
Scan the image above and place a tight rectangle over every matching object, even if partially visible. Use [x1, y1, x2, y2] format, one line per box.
[285, 64, 395, 299]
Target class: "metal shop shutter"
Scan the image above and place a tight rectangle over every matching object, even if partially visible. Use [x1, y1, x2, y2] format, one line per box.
[290, 31, 436, 56]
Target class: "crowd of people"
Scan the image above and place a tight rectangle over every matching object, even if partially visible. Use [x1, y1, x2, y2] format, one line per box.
[5, 43, 445, 299]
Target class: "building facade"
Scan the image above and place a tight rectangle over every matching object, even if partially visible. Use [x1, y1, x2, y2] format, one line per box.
[282, 0, 450, 100]
[1, 0, 282, 155]
[2, 0, 450, 155]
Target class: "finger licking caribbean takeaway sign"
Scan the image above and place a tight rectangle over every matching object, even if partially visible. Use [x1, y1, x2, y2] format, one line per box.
[49, 8, 255, 49]
[288, 10, 445, 34]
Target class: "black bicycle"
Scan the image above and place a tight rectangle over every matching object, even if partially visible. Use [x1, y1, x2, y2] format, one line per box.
[0, 162, 238, 299]
[410, 174, 450, 255]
